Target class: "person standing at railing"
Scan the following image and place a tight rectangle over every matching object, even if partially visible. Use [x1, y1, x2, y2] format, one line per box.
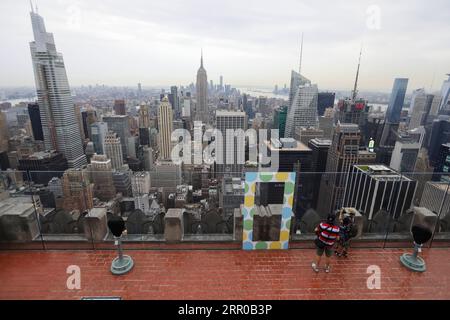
[312, 213, 340, 273]
[335, 217, 353, 257]
[335, 208, 357, 258]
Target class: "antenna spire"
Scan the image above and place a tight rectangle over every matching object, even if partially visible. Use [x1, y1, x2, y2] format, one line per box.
[201, 48, 203, 68]
[30, 0, 34, 13]
[352, 44, 363, 101]
[299, 33, 304, 74]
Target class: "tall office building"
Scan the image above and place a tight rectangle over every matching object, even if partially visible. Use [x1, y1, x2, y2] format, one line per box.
[420, 181, 450, 216]
[62, 168, 94, 213]
[195, 51, 208, 123]
[81, 109, 97, 140]
[386, 78, 409, 124]
[158, 96, 174, 160]
[113, 99, 126, 115]
[0, 112, 9, 153]
[89, 154, 116, 201]
[220, 75, 223, 90]
[170, 86, 179, 118]
[285, 82, 319, 138]
[433, 143, 450, 182]
[131, 171, 151, 196]
[139, 104, 150, 128]
[137, 83, 142, 101]
[263, 138, 313, 216]
[335, 98, 369, 142]
[104, 131, 123, 170]
[18, 150, 68, 185]
[215, 110, 247, 177]
[317, 123, 361, 216]
[27, 103, 44, 141]
[438, 74, 450, 112]
[138, 104, 150, 146]
[103, 115, 130, 158]
[308, 138, 331, 209]
[317, 92, 335, 116]
[29, 8, 86, 168]
[273, 106, 288, 138]
[429, 116, 450, 167]
[409, 88, 426, 127]
[343, 165, 416, 220]
[90, 122, 108, 154]
[334, 50, 370, 144]
[390, 126, 425, 173]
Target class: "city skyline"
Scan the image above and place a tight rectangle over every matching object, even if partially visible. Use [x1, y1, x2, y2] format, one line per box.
[0, 0, 449, 92]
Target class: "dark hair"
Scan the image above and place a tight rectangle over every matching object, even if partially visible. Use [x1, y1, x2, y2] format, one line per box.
[327, 213, 336, 224]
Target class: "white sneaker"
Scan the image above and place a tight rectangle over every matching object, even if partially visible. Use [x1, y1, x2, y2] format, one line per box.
[311, 262, 319, 273]
[325, 265, 331, 273]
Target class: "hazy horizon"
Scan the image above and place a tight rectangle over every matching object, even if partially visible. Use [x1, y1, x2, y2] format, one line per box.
[1, 0, 450, 92]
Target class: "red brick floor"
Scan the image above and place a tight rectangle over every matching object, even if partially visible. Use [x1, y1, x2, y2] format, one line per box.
[0, 248, 449, 300]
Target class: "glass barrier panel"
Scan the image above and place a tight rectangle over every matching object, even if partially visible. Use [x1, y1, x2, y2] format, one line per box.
[0, 170, 45, 250]
[29, 170, 94, 250]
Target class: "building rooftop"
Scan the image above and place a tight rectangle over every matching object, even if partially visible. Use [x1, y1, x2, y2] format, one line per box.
[25, 150, 60, 160]
[309, 138, 332, 146]
[0, 196, 35, 217]
[215, 110, 246, 117]
[355, 164, 413, 181]
[266, 139, 311, 152]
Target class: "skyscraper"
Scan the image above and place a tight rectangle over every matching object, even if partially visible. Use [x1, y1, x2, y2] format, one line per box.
[308, 138, 332, 209]
[0, 112, 9, 153]
[317, 123, 361, 216]
[273, 106, 288, 138]
[284, 82, 319, 138]
[390, 126, 425, 173]
[113, 99, 126, 115]
[334, 49, 370, 144]
[386, 78, 409, 124]
[27, 103, 44, 141]
[90, 122, 108, 154]
[438, 74, 450, 112]
[317, 92, 335, 116]
[433, 143, 450, 182]
[29, 8, 86, 168]
[62, 168, 94, 213]
[104, 131, 124, 170]
[195, 51, 208, 123]
[344, 165, 416, 220]
[409, 88, 430, 129]
[285, 35, 318, 137]
[215, 110, 247, 177]
[158, 96, 174, 160]
[103, 115, 130, 158]
[81, 109, 97, 140]
[429, 116, 450, 167]
[89, 154, 116, 201]
[138, 104, 150, 146]
[170, 86, 179, 118]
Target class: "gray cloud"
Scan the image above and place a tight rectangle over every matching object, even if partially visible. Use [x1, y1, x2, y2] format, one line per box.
[0, 0, 449, 92]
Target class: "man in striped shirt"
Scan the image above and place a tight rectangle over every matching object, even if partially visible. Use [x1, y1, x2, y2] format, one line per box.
[312, 213, 340, 273]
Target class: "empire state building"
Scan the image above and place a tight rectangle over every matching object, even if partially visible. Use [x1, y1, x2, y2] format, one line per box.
[195, 51, 208, 124]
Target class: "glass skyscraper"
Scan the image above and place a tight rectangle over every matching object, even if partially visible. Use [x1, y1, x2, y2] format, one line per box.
[386, 78, 409, 123]
[29, 8, 86, 168]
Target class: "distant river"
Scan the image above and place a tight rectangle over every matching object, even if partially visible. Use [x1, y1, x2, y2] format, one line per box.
[238, 87, 288, 100]
[0, 97, 37, 106]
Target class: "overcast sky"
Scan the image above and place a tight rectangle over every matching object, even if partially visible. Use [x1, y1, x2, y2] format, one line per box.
[1, 0, 449, 92]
